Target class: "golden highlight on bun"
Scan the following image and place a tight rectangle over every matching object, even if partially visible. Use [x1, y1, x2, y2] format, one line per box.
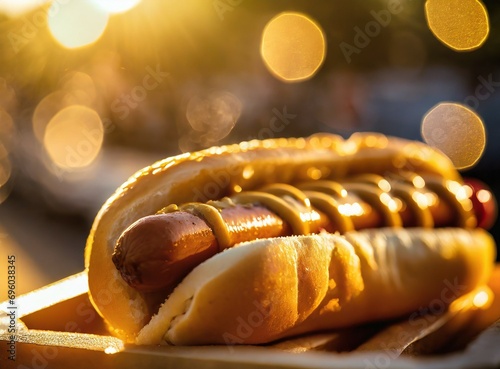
[84, 133, 493, 344]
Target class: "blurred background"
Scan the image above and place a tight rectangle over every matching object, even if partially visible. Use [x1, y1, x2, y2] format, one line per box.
[0, 0, 499, 296]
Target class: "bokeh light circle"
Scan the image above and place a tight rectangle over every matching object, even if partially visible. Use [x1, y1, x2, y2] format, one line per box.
[48, 1, 109, 49]
[33, 90, 79, 142]
[90, 0, 142, 14]
[43, 105, 104, 169]
[59, 71, 97, 103]
[0, 108, 14, 196]
[421, 102, 486, 170]
[33, 72, 97, 142]
[0, 108, 14, 149]
[425, 0, 489, 51]
[186, 90, 242, 146]
[261, 12, 326, 83]
[0, 156, 11, 188]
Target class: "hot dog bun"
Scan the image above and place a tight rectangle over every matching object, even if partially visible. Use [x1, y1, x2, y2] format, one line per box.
[136, 228, 494, 345]
[84, 133, 492, 343]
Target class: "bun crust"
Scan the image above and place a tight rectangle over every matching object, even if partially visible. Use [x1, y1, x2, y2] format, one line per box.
[136, 228, 494, 345]
[84, 133, 476, 342]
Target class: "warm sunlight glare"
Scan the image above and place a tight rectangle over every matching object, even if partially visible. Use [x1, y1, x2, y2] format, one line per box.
[91, 0, 142, 14]
[338, 203, 364, 218]
[472, 288, 492, 309]
[477, 189, 492, 204]
[261, 12, 326, 82]
[43, 105, 104, 169]
[421, 102, 486, 170]
[48, 1, 109, 49]
[104, 346, 120, 354]
[0, 0, 49, 17]
[425, 0, 489, 51]
[0, 272, 88, 318]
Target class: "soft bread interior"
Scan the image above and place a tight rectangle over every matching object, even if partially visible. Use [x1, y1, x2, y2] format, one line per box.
[136, 228, 495, 345]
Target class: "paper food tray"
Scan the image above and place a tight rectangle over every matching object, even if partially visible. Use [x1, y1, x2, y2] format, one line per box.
[1, 267, 499, 369]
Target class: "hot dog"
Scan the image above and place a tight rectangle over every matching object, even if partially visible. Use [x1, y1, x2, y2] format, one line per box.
[111, 175, 472, 295]
[84, 132, 497, 345]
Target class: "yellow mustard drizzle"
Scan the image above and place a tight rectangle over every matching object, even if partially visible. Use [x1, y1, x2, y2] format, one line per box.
[159, 173, 474, 243]
[390, 182, 434, 228]
[301, 190, 355, 233]
[179, 203, 232, 250]
[158, 202, 232, 250]
[347, 174, 392, 192]
[232, 191, 310, 235]
[259, 183, 312, 208]
[381, 171, 476, 228]
[342, 182, 403, 227]
[295, 180, 346, 198]
[423, 176, 477, 228]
